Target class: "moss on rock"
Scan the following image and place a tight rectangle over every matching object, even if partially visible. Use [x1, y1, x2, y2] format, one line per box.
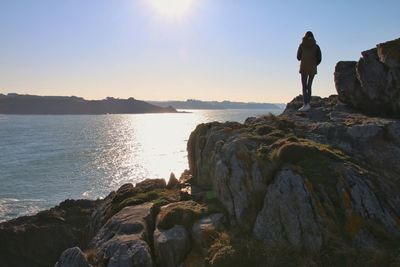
[206, 230, 399, 267]
[156, 200, 209, 230]
[271, 138, 349, 164]
[115, 188, 181, 213]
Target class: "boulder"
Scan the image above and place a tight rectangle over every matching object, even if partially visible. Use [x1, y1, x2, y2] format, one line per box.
[356, 48, 388, 102]
[377, 38, 400, 68]
[179, 169, 192, 184]
[167, 173, 180, 189]
[96, 237, 153, 267]
[192, 213, 225, 248]
[54, 247, 90, 267]
[91, 203, 154, 267]
[153, 225, 191, 267]
[335, 38, 400, 117]
[136, 179, 166, 192]
[112, 183, 139, 204]
[88, 180, 182, 240]
[334, 61, 363, 106]
[156, 201, 208, 230]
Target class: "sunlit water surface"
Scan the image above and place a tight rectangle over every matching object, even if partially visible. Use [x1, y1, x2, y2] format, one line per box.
[0, 109, 282, 221]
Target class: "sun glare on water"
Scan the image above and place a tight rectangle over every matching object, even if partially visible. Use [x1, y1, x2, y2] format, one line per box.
[148, 0, 196, 18]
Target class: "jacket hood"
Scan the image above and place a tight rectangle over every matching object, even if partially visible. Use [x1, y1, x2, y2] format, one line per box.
[302, 37, 317, 48]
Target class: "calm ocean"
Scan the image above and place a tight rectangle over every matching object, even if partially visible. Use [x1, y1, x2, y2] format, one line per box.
[0, 109, 282, 222]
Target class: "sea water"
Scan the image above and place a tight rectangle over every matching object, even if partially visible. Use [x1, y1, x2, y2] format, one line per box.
[0, 109, 282, 222]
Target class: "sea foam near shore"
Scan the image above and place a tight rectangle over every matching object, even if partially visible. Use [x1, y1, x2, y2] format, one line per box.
[0, 198, 43, 222]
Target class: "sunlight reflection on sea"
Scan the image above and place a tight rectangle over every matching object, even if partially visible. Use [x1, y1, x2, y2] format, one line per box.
[0, 108, 282, 221]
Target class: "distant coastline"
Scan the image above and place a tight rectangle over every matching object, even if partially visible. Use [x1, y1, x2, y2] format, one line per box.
[148, 99, 284, 110]
[0, 93, 177, 115]
[0, 93, 284, 115]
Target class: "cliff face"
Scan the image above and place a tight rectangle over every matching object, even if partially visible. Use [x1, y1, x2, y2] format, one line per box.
[188, 95, 400, 251]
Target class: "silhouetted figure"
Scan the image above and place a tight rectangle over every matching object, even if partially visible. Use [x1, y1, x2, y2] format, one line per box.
[297, 31, 322, 111]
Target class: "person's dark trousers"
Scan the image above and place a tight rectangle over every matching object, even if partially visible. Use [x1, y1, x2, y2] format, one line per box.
[301, 74, 314, 104]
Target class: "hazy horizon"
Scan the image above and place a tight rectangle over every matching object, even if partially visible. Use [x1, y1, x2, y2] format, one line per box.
[0, 91, 286, 104]
[1, 0, 399, 102]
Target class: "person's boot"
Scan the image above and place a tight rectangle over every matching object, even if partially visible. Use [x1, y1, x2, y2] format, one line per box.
[298, 103, 311, 112]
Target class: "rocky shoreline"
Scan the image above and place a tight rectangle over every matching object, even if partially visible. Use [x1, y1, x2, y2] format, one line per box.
[1, 38, 400, 267]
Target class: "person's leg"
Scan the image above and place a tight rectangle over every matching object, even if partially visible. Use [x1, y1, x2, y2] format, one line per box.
[307, 75, 315, 104]
[301, 74, 308, 105]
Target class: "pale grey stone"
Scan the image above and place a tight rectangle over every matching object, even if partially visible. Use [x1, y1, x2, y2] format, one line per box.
[253, 168, 322, 251]
[154, 225, 191, 267]
[92, 203, 154, 267]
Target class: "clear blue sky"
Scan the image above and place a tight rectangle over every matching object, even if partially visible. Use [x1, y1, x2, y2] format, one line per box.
[0, 0, 399, 102]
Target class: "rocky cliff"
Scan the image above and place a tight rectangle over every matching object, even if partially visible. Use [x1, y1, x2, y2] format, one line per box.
[188, 95, 400, 252]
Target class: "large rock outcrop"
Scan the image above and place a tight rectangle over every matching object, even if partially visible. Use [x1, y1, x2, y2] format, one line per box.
[90, 203, 155, 267]
[188, 95, 400, 251]
[49, 177, 223, 267]
[335, 38, 400, 117]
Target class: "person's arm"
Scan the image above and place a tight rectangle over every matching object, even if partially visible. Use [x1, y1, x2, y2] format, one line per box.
[316, 45, 322, 65]
[297, 44, 302, 61]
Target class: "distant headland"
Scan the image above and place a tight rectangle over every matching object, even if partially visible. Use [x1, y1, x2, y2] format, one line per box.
[148, 99, 283, 110]
[0, 93, 177, 115]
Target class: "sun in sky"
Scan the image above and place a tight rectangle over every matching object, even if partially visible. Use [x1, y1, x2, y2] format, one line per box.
[148, 0, 196, 18]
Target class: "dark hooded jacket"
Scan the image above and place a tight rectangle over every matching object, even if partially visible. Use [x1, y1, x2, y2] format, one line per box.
[297, 37, 322, 75]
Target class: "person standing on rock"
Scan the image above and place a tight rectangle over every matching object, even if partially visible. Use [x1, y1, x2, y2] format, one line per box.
[297, 31, 322, 111]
